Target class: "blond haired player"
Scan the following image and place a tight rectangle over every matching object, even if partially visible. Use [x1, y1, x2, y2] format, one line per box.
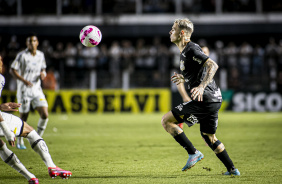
[0, 55, 71, 183]
[162, 18, 240, 175]
[10, 34, 49, 149]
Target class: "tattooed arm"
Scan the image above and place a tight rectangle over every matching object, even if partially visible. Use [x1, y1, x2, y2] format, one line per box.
[190, 58, 218, 101]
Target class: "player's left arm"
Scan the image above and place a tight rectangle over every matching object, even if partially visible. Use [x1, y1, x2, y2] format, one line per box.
[191, 58, 218, 101]
[171, 72, 192, 102]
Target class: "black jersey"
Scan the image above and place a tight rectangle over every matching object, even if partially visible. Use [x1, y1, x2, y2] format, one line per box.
[179, 41, 222, 102]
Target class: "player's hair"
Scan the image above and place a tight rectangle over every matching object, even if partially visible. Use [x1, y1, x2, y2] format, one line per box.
[26, 32, 38, 41]
[174, 18, 194, 36]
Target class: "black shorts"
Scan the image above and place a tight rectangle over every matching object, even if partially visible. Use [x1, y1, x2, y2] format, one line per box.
[171, 101, 222, 134]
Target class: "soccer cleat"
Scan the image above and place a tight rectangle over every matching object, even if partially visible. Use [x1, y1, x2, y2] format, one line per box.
[16, 143, 27, 150]
[28, 178, 39, 184]
[48, 166, 72, 179]
[224, 168, 240, 176]
[182, 151, 204, 171]
[178, 123, 183, 129]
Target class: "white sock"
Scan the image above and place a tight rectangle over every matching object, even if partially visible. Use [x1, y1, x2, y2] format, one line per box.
[17, 137, 25, 145]
[37, 118, 49, 137]
[26, 130, 56, 168]
[0, 143, 36, 180]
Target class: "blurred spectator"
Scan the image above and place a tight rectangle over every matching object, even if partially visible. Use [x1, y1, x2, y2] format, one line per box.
[228, 67, 241, 90]
[238, 42, 253, 83]
[6, 35, 20, 63]
[157, 44, 169, 87]
[65, 42, 77, 68]
[224, 42, 238, 70]
[109, 41, 122, 88]
[135, 39, 147, 70]
[64, 42, 77, 87]
[252, 44, 264, 76]
[265, 37, 278, 90]
[41, 40, 54, 67]
[52, 42, 65, 70]
[97, 44, 109, 70]
[81, 46, 99, 69]
[214, 40, 224, 67]
[145, 38, 158, 70]
[121, 40, 135, 71]
[169, 44, 180, 69]
[43, 67, 58, 90]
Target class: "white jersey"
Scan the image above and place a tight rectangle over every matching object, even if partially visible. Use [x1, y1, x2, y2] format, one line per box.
[0, 74, 5, 98]
[11, 49, 46, 92]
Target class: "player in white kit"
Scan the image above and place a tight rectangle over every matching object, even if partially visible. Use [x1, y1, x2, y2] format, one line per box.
[10, 34, 49, 149]
[0, 55, 72, 183]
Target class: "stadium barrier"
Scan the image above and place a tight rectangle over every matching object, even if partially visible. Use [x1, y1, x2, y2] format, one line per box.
[1, 89, 170, 113]
[1, 90, 281, 113]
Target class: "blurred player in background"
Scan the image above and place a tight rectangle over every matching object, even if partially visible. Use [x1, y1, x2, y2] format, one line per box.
[10, 34, 49, 149]
[0, 55, 71, 184]
[178, 45, 210, 129]
[162, 18, 240, 175]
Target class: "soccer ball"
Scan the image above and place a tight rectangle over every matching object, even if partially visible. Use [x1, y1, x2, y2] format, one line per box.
[79, 25, 102, 47]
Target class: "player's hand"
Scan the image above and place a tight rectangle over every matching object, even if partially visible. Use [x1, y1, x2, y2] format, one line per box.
[191, 85, 205, 101]
[0, 102, 21, 112]
[171, 72, 185, 85]
[4, 131, 16, 147]
[23, 80, 33, 87]
[8, 137, 16, 147]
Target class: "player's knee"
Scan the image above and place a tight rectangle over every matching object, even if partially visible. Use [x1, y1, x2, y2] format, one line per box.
[201, 132, 225, 154]
[161, 114, 171, 130]
[41, 112, 48, 119]
[161, 115, 167, 129]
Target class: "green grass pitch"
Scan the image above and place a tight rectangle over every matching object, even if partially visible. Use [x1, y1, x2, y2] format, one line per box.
[0, 112, 282, 184]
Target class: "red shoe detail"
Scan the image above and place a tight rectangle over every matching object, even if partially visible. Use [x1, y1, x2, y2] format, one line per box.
[48, 166, 72, 179]
[178, 123, 183, 129]
[28, 178, 39, 184]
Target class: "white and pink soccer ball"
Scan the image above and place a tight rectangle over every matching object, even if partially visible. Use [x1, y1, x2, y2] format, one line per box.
[79, 25, 102, 47]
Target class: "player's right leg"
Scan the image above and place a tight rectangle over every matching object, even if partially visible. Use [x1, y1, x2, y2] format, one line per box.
[161, 111, 203, 171]
[21, 122, 72, 179]
[201, 132, 240, 176]
[0, 139, 39, 183]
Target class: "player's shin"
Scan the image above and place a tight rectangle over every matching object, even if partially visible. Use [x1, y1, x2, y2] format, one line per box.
[26, 130, 56, 168]
[171, 125, 196, 154]
[201, 132, 235, 171]
[0, 143, 36, 180]
[37, 118, 49, 137]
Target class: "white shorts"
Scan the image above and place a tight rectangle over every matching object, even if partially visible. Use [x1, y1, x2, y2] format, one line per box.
[0, 112, 24, 137]
[17, 88, 48, 113]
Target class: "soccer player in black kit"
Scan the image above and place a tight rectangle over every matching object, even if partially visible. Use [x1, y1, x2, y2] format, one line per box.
[161, 18, 240, 175]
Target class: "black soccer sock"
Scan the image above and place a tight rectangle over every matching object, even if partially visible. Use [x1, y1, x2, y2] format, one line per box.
[216, 149, 235, 171]
[173, 132, 197, 154]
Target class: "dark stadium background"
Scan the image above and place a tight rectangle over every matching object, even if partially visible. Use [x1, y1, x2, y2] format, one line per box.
[0, 0, 282, 112]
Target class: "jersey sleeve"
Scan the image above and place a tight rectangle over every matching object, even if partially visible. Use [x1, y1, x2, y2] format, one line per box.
[190, 47, 209, 66]
[10, 53, 21, 70]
